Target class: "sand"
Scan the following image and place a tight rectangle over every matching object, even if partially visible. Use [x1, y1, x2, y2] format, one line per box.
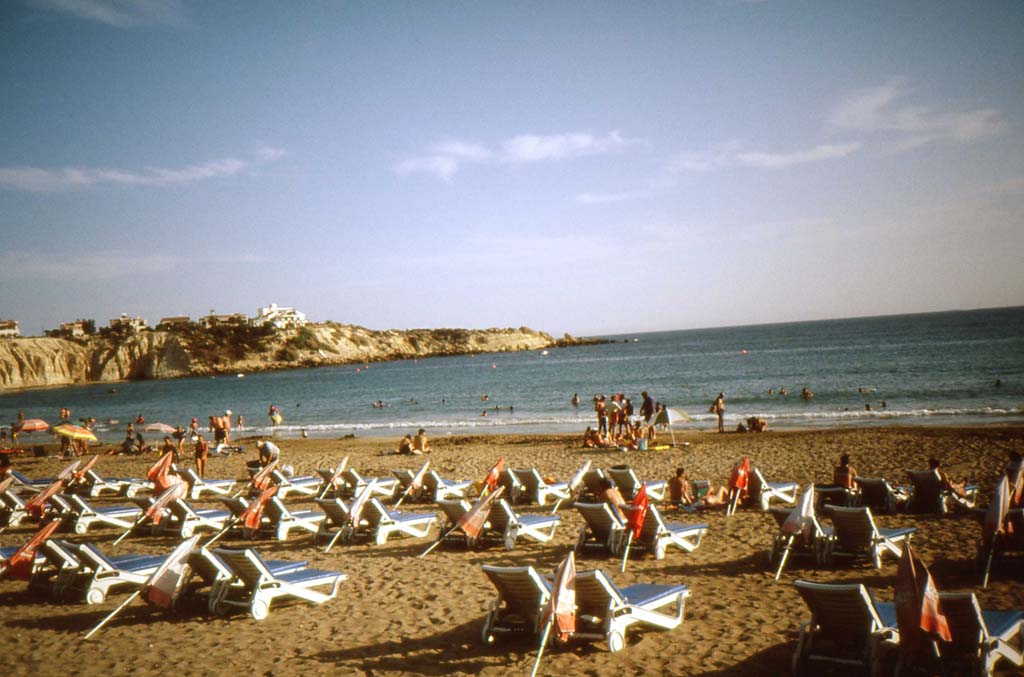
[2, 425, 1023, 676]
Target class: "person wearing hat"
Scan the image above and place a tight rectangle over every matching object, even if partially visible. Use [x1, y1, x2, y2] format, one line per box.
[411, 428, 430, 453]
[257, 439, 280, 465]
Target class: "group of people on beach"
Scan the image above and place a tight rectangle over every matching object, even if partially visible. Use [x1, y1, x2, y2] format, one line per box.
[390, 428, 431, 455]
[583, 391, 666, 449]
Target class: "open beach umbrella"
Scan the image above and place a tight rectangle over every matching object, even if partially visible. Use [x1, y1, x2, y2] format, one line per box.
[12, 419, 49, 434]
[51, 423, 97, 442]
[143, 423, 176, 434]
[664, 407, 691, 447]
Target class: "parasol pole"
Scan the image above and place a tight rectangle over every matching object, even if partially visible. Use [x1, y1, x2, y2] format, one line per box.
[529, 616, 554, 677]
[83, 590, 141, 639]
[620, 532, 633, 573]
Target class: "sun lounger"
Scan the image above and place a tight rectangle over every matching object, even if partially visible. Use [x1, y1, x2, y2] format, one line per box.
[0, 488, 30, 528]
[424, 470, 474, 502]
[495, 468, 524, 504]
[574, 568, 690, 652]
[749, 468, 798, 511]
[9, 470, 53, 490]
[511, 468, 574, 507]
[791, 579, 898, 675]
[978, 507, 1024, 588]
[72, 469, 149, 498]
[71, 542, 167, 604]
[480, 564, 551, 643]
[854, 477, 909, 514]
[312, 497, 365, 546]
[211, 547, 345, 620]
[632, 505, 707, 560]
[606, 467, 667, 501]
[261, 496, 326, 541]
[814, 485, 861, 510]
[823, 506, 916, 568]
[341, 469, 398, 499]
[580, 468, 609, 502]
[768, 507, 834, 580]
[363, 498, 436, 544]
[188, 547, 308, 613]
[487, 499, 561, 550]
[269, 470, 322, 499]
[60, 494, 143, 535]
[932, 591, 1024, 677]
[181, 468, 236, 500]
[435, 498, 508, 548]
[391, 468, 426, 502]
[906, 468, 978, 514]
[167, 498, 232, 538]
[574, 502, 626, 555]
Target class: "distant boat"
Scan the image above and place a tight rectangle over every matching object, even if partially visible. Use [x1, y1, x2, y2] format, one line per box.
[633, 338, 639, 342]
[237, 373, 245, 378]
[540, 350, 549, 356]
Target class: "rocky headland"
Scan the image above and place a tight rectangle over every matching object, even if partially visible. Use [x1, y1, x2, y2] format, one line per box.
[0, 324, 599, 390]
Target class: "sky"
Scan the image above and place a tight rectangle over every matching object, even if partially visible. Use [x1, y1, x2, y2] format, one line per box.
[0, 1, 1022, 337]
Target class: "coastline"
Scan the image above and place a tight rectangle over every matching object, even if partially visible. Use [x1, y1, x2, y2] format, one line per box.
[2, 425, 1023, 675]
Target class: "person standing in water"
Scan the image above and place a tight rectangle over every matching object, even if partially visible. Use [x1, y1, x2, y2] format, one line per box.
[571, 393, 580, 408]
[710, 392, 726, 433]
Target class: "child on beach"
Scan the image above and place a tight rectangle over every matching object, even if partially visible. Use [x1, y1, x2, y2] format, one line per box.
[194, 434, 209, 479]
[833, 454, 858, 488]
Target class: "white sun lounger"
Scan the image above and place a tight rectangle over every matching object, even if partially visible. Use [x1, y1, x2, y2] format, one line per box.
[574, 568, 690, 652]
[512, 468, 573, 507]
[72, 469, 149, 498]
[487, 499, 561, 550]
[606, 467, 667, 502]
[269, 470, 322, 499]
[823, 506, 916, 568]
[168, 498, 232, 538]
[363, 498, 436, 545]
[480, 564, 551, 643]
[263, 496, 326, 541]
[181, 468, 236, 500]
[574, 502, 626, 555]
[750, 468, 799, 511]
[634, 505, 707, 560]
[424, 471, 474, 502]
[61, 494, 143, 535]
[211, 547, 345, 620]
[73, 542, 167, 604]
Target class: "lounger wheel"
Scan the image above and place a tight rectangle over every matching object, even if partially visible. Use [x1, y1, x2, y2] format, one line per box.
[181, 525, 194, 538]
[86, 588, 105, 605]
[74, 522, 88, 535]
[251, 600, 269, 621]
[503, 533, 516, 551]
[125, 487, 138, 498]
[574, 529, 587, 553]
[481, 611, 494, 644]
[607, 631, 625, 653]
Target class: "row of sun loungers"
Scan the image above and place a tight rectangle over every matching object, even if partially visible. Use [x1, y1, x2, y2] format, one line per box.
[481, 564, 690, 652]
[792, 579, 1024, 676]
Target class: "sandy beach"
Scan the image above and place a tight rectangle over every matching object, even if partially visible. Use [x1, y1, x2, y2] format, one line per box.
[2, 425, 1023, 676]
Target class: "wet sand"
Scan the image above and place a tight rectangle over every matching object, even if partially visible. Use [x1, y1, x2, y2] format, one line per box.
[2, 425, 1023, 676]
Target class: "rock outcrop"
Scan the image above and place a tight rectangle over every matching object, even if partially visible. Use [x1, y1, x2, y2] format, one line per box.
[0, 325, 597, 390]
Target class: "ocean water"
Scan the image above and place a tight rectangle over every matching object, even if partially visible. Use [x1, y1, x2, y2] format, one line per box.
[2, 307, 1022, 442]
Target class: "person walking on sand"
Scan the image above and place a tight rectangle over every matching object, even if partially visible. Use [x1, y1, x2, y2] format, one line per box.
[640, 391, 654, 424]
[194, 434, 209, 479]
[710, 393, 726, 433]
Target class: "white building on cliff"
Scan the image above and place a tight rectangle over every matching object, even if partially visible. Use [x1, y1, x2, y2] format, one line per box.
[251, 303, 307, 329]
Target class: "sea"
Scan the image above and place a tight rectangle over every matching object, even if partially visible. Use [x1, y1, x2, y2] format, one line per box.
[2, 307, 1022, 443]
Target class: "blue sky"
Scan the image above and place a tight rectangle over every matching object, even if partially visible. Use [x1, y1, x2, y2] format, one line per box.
[1, 1, 1022, 337]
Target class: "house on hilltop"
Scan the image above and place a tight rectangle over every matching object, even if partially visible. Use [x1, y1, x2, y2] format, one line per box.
[156, 315, 191, 331]
[199, 313, 248, 329]
[251, 303, 307, 329]
[0, 319, 20, 338]
[109, 314, 148, 333]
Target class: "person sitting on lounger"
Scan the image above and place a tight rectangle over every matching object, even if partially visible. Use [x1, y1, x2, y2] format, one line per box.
[667, 468, 695, 508]
[598, 478, 628, 521]
[833, 454, 858, 489]
[929, 457, 966, 498]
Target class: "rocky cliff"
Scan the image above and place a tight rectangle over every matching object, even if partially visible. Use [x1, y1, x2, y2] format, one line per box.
[0, 325, 595, 390]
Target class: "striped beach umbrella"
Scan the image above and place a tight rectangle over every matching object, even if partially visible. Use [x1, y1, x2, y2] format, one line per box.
[51, 423, 97, 442]
[13, 419, 49, 433]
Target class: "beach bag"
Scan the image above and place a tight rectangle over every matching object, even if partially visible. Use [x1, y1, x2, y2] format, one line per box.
[638, 439, 648, 451]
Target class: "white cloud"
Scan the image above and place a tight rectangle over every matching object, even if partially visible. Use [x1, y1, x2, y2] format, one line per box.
[28, 0, 184, 27]
[0, 148, 285, 192]
[669, 140, 860, 173]
[828, 78, 1009, 146]
[396, 130, 635, 180]
[394, 155, 460, 182]
[735, 142, 862, 169]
